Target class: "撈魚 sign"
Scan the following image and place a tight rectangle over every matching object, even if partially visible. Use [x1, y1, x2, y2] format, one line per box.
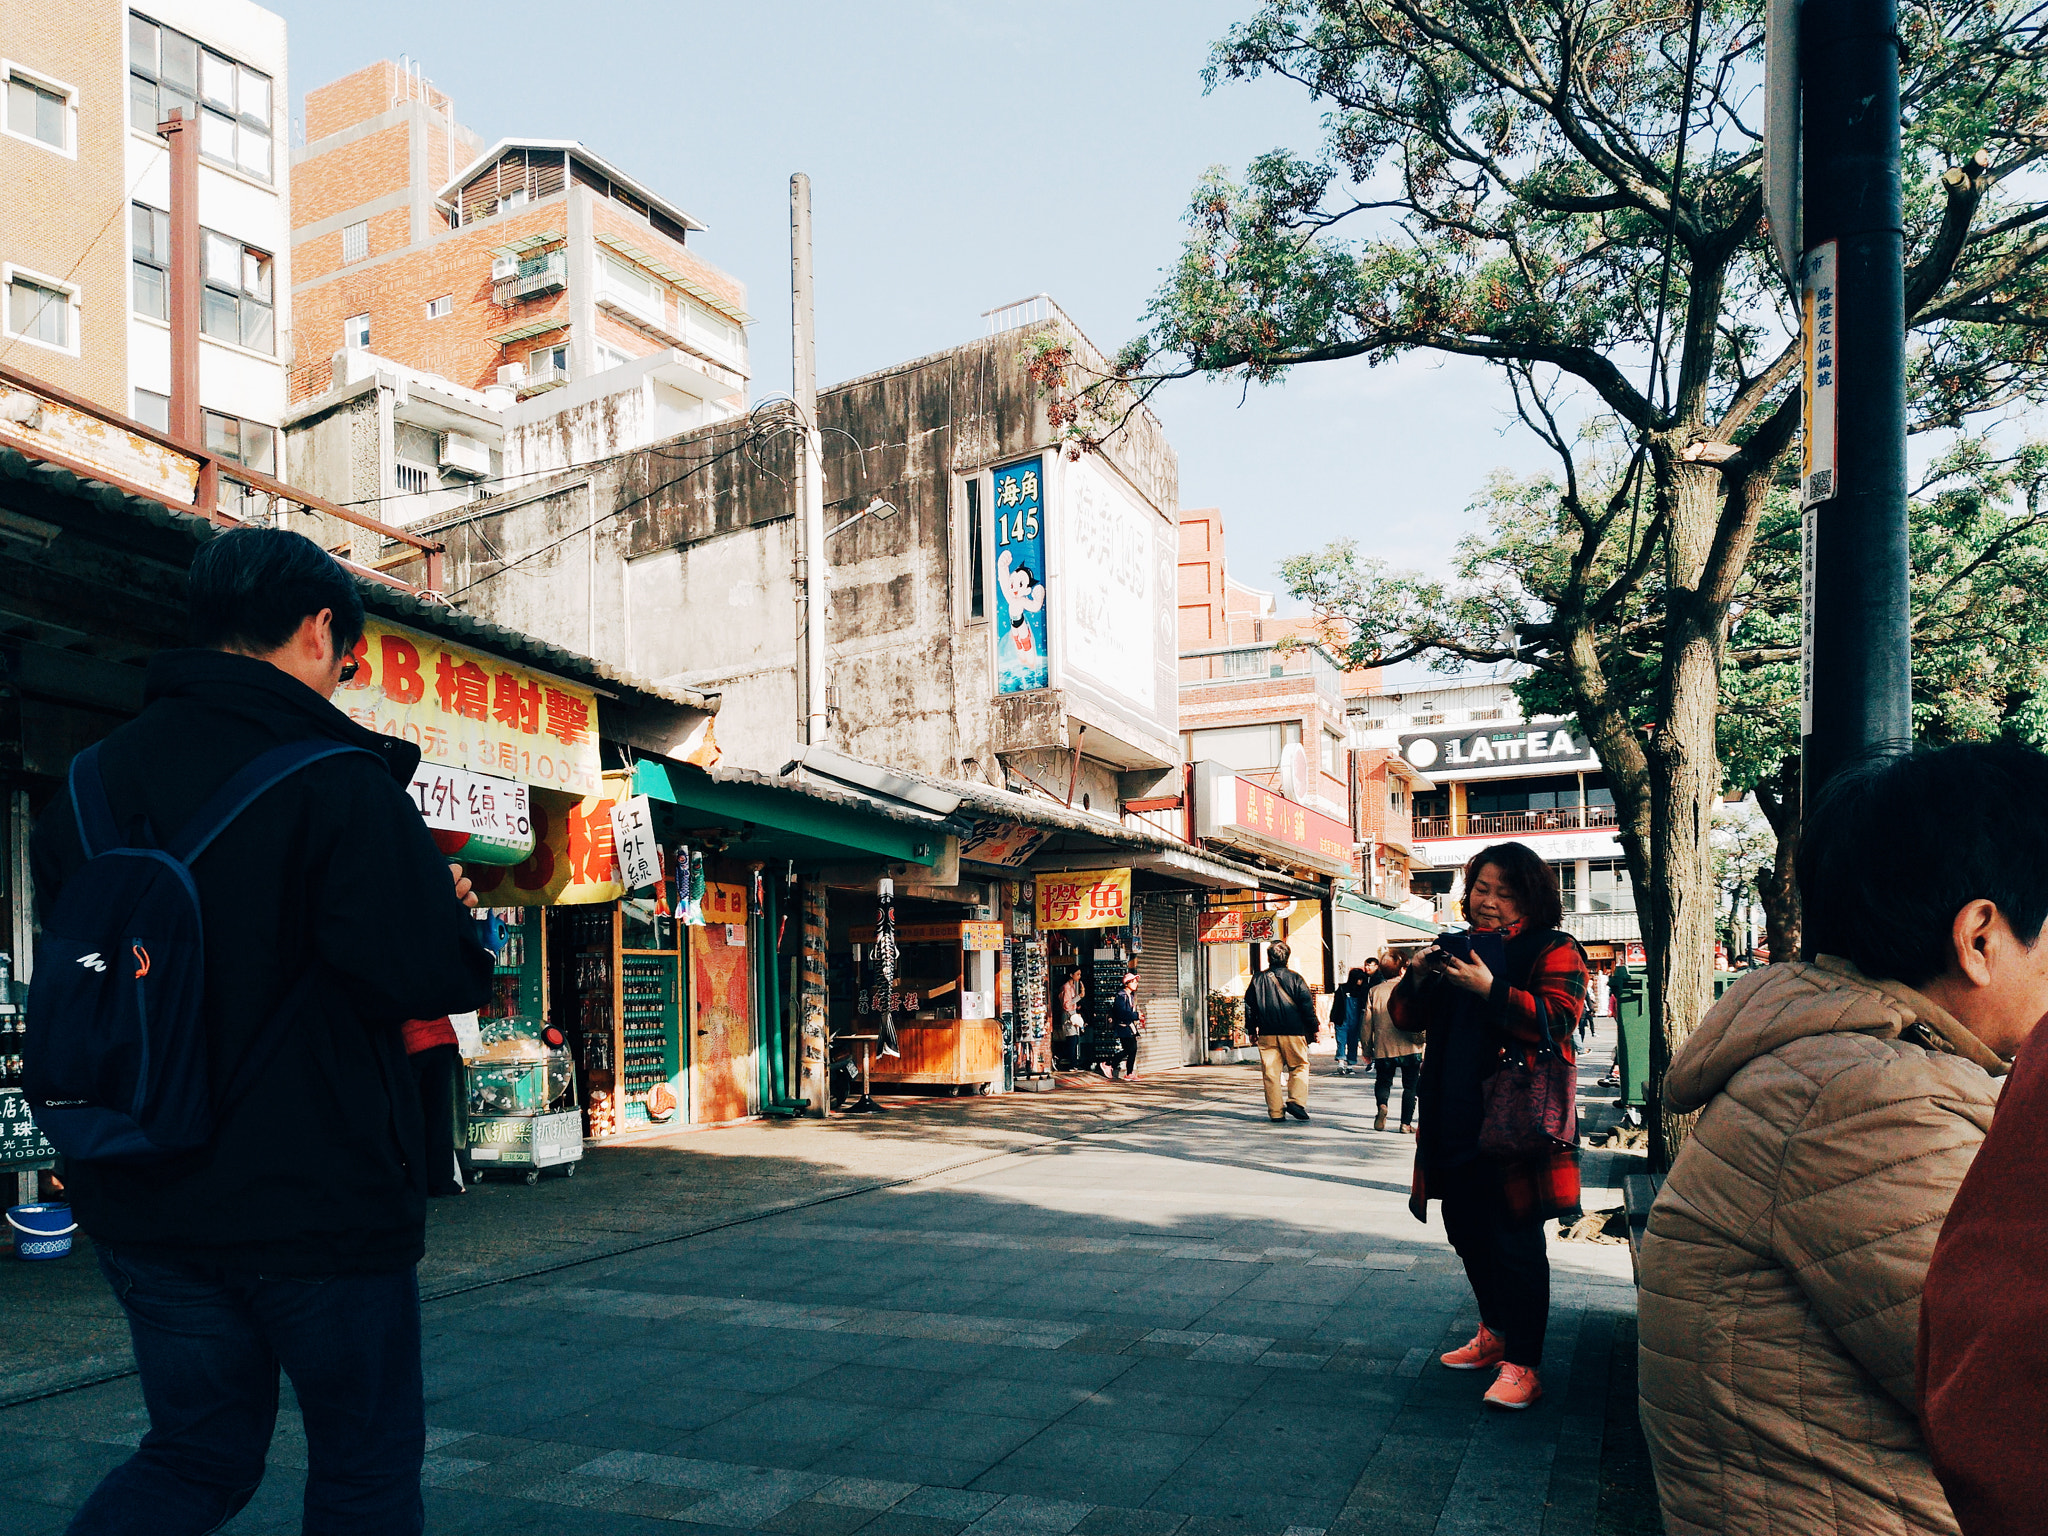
[1036, 869, 1131, 930]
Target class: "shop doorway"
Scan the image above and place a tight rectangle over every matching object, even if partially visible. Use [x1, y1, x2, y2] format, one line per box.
[689, 920, 756, 1123]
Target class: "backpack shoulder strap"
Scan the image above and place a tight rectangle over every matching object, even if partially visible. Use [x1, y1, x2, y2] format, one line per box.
[168, 740, 381, 865]
[68, 744, 122, 859]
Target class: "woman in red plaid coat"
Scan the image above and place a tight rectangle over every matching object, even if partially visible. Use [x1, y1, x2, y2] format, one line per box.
[1390, 842, 1587, 1412]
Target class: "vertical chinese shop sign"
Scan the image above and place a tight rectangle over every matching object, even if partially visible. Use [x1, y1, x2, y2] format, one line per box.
[338, 619, 601, 797]
[992, 456, 1049, 693]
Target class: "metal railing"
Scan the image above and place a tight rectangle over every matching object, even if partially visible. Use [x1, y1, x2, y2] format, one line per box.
[0, 359, 447, 594]
[983, 293, 1075, 336]
[1413, 804, 1620, 839]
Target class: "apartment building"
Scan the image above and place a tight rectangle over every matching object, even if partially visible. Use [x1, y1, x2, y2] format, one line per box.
[284, 60, 750, 537]
[1350, 672, 1641, 966]
[1, 0, 289, 472]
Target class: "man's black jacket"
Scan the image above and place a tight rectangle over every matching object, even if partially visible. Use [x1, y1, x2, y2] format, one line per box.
[1245, 964, 1319, 1037]
[30, 650, 493, 1274]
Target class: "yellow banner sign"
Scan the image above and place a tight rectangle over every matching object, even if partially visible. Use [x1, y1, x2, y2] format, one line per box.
[467, 780, 625, 908]
[1035, 869, 1132, 930]
[337, 619, 601, 797]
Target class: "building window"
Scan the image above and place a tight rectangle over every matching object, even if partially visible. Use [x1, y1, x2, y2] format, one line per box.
[1185, 723, 1292, 773]
[528, 342, 568, 379]
[394, 462, 431, 497]
[1355, 716, 1388, 732]
[133, 388, 169, 432]
[3, 270, 75, 352]
[1321, 728, 1343, 775]
[129, 14, 271, 181]
[425, 294, 452, 319]
[344, 312, 370, 349]
[1469, 707, 1504, 721]
[963, 476, 985, 622]
[5, 66, 73, 153]
[598, 253, 662, 320]
[342, 220, 368, 264]
[131, 202, 169, 319]
[203, 409, 274, 475]
[1587, 859, 1635, 913]
[595, 342, 633, 371]
[202, 230, 272, 352]
[1388, 789, 1406, 813]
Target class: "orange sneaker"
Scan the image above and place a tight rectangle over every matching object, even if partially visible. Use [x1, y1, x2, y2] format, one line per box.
[1483, 1362, 1543, 1410]
[1440, 1325, 1506, 1371]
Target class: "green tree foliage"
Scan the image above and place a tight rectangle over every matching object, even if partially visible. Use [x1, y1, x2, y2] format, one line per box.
[1049, 0, 2048, 1163]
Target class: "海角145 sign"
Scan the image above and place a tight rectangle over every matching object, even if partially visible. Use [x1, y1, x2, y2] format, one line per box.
[339, 619, 601, 795]
[992, 457, 1048, 694]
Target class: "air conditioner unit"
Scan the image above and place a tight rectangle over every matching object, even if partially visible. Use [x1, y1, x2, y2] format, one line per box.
[439, 431, 490, 478]
[496, 362, 525, 386]
[490, 254, 517, 281]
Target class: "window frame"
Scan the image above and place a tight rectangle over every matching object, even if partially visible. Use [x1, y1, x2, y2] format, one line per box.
[3, 61, 77, 158]
[127, 14, 273, 183]
[130, 201, 170, 321]
[2, 265, 79, 356]
[198, 227, 273, 354]
[343, 312, 370, 350]
[959, 473, 987, 625]
[202, 407, 275, 475]
[341, 220, 368, 265]
[425, 294, 453, 320]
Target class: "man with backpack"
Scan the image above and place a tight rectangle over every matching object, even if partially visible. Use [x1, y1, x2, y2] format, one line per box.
[1247, 940, 1321, 1122]
[27, 529, 493, 1535]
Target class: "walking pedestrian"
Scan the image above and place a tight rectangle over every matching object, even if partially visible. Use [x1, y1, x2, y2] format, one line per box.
[1054, 969, 1086, 1070]
[1390, 845, 1586, 1412]
[1105, 970, 1142, 1080]
[1247, 940, 1319, 1122]
[30, 529, 495, 1536]
[1330, 967, 1369, 1074]
[1640, 744, 2036, 1536]
[1366, 952, 1422, 1132]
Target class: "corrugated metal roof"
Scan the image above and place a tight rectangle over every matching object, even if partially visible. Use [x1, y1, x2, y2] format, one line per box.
[594, 232, 753, 326]
[0, 445, 718, 717]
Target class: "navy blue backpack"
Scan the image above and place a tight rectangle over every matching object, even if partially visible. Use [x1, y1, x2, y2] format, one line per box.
[23, 739, 374, 1163]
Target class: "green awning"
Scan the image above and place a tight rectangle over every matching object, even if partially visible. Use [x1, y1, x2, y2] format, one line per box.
[1335, 891, 1441, 934]
[632, 760, 940, 867]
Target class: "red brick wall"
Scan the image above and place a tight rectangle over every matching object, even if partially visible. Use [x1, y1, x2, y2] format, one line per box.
[591, 201, 746, 314]
[304, 60, 450, 141]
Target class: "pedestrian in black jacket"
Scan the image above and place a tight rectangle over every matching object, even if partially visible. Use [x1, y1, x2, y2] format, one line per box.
[32, 530, 493, 1536]
[1246, 940, 1320, 1122]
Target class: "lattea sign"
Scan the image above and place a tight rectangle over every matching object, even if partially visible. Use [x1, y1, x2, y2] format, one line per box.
[1035, 869, 1132, 930]
[339, 619, 601, 795]
[408, 764, 533, 866]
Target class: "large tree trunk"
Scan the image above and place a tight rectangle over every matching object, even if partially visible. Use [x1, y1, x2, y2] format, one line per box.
[1753, 762, 1803, 962]
[1642, 460, 1730, 1171]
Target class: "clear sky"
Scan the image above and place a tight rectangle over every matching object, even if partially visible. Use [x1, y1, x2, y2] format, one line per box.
[273, 0, 1555, 609]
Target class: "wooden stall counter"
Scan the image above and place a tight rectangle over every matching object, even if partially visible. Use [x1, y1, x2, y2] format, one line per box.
[866, 1018, 1003, 1094]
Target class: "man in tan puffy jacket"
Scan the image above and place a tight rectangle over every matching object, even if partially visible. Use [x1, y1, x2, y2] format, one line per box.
[1639, 743, 2048, 1536]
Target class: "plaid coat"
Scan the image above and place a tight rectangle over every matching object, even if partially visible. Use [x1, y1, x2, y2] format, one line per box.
[1391, 926, 1588, 1224]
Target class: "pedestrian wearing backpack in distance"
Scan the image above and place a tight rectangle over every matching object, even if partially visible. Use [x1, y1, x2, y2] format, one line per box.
[1246, 940, 1320, 1121]
[29, 529, 493, 1536]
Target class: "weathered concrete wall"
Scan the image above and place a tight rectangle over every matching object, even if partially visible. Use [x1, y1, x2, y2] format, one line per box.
[441, 317, 1178, 783]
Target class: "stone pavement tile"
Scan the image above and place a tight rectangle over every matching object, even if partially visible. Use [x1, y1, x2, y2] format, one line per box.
[444, 1438, 605, 1497]
[530, 1412, 697, 1453]
[879, 1340, 1012, 1377]
[966, 1460, 1170, 1510]
[925, 1376, 1096, 1422]
[675, 1467, 837, 1527]
[571, 1449, 755, 1489]
[847, 1409, 1045, 1466]
[858, 1511, 976, 1536]
[1001, 1422, 1203, 1483]
[695, 1395, 900, 1450]
[1193, 1302, 1333, 1342]
[595, 1481, 721, 1521]
[423, 1453, 494, 1486]
[614, 1384, 771, 1432]
[963, 1493, 1095, 1535]
[804, 1363, 960, 1410]
[1185, 1335, 1272, 1366]
[762, 1495, 891, 1536]
[1125, 1341, 1196, 1360]
[1105, 1358, 1268, 1403]
[814, 1475, 921, 1510]
[1145, 1453, 1352, 1527]
[1063, 1388, 1239, 1438]
[1070, 1506, 1187, 1536]
[0, 1497, 72, 1536]
[897, 1486, 1006, 1521]
[512, 1471, 637, 1509]
[981, 1352, 1137, 1391]
[812, 1447, 1003, 1491]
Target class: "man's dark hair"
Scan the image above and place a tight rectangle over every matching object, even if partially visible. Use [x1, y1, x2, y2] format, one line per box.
[1461, 841, 1565, 930]
[1269, 940, 1292, 966]
[188, 528, 365, 656]
[1800, 742, 2048, 985]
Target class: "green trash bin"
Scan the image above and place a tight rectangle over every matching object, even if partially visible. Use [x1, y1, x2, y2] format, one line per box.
[1611, 966, 1650, 1108]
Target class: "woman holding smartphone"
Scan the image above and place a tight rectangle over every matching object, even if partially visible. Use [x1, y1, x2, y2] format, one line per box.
[1390, 842, 1588, 1412]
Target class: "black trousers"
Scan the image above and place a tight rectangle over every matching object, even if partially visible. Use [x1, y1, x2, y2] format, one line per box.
[1437, 1162, 1551, 1369]
[1373, 1056, 1420, 1122]
[1111, 1026, 1138, 1073]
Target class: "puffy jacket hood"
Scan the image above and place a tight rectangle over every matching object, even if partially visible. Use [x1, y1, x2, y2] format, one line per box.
[1667, 957, 2005, 1113]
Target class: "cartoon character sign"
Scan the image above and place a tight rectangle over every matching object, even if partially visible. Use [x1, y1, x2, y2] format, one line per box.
[991, 456, 1050, 692]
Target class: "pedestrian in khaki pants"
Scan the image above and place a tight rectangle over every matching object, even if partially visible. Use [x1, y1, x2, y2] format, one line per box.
[1246, 940, 1320, 1122]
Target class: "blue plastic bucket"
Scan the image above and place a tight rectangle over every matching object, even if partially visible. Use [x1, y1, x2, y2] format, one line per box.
[7, 1203, 75, 1261]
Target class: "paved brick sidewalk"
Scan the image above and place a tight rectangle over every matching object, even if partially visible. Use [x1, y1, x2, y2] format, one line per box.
[0, 1047, 1654, 1535]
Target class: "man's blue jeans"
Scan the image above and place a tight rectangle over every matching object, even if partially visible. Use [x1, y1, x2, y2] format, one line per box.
[68, 1247, 424, 1536]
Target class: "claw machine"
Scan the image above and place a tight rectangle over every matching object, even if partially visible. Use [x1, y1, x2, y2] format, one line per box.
[463, 908, 584, 1183]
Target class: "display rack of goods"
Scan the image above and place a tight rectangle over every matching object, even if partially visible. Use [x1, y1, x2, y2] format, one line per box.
[619, 954, 681, 1127]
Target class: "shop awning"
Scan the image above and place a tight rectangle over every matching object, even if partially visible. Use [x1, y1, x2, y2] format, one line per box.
[1335, 891, 1443, 934]
[632, 759, 948, 867]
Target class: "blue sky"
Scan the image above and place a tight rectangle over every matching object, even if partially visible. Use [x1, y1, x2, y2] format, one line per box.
[275, 0, 1555, 607]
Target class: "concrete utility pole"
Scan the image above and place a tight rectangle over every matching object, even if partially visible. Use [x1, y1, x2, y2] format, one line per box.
[158, 109, 202, 448]
[790, 173, 828, 748]
[1797, 0, 1911, 799]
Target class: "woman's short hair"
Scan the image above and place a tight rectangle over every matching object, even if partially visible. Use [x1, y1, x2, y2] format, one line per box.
[189, 528, 365, 656]
[1461, 842, 1565, 931]
[1801, 742, 2048, 985]
[1269, 940, 1292, 966]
